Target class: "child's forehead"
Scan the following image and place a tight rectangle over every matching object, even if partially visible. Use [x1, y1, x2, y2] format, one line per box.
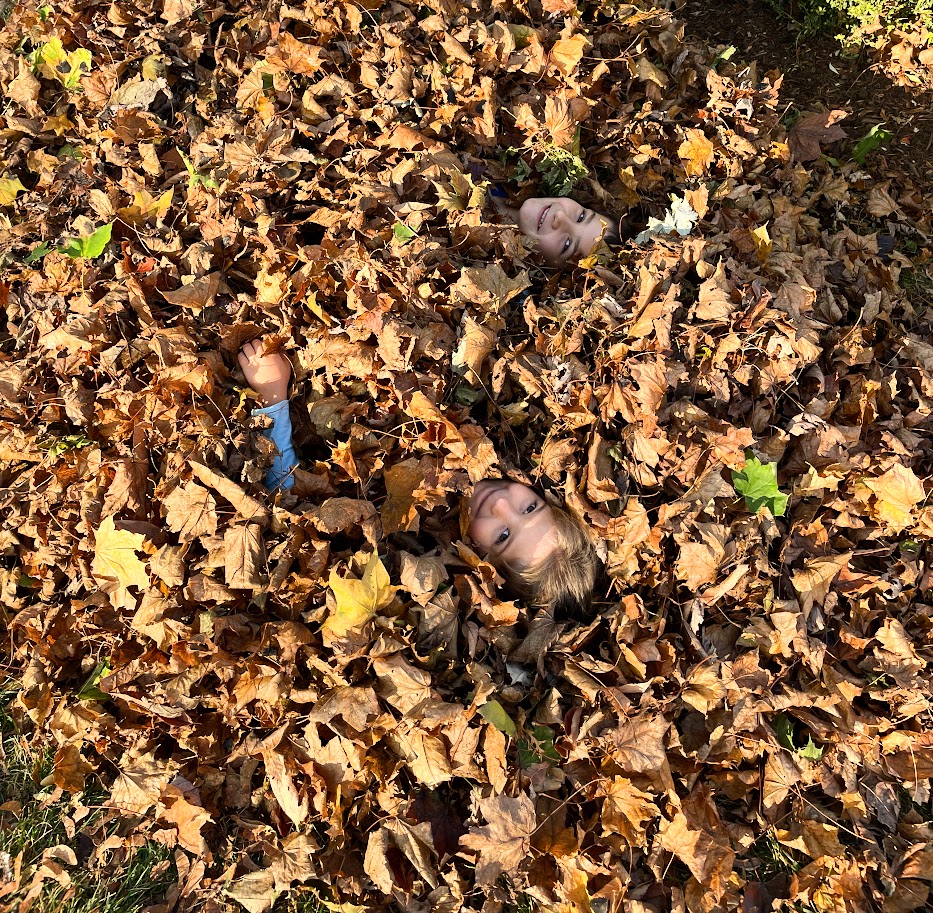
[483, 476, 538, 495]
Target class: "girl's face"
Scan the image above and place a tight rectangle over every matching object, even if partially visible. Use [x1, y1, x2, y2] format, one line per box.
[517, 197, 610, 265]
[468, 480, 558, 568]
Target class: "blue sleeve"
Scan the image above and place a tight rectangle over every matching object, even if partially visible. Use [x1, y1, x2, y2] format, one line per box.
[252, 400, 297, 490]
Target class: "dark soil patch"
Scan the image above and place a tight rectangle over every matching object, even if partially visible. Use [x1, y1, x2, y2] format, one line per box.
[677, 0, 933, 189]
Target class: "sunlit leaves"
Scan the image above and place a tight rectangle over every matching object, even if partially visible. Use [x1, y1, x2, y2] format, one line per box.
[433, 169, 486, 212]
[117, 188, 174, 224]
[32, 36, 92, 89]
[635, 192, 699, 242]
[477, 699, 517, 737]
[549, 34, 589, 76]
[857, 462, 925, 531]
[92, 516, 150, 590]
[678, 127, 714, 176]
[732, 454, 788, 517]
[0, 176, 26, 206]
[324, 551, 396, 638]
[750, 223, 772, 262]
[852, 123, 892, 164]
[58, 222, 114, 259]
[3, 0, 933, 908]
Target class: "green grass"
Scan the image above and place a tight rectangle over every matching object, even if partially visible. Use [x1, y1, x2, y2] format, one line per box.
[0, 684, 177, 913]
[746, 828, 806, 881]
[270, 887, 330, 913]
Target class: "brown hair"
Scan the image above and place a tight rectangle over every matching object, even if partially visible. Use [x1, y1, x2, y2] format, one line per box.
[499, 506, 600, 617]
[597, 209, 644, 247]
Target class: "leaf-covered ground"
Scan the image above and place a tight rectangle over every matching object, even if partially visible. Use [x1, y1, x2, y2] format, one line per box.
[2, 1, 933, 912]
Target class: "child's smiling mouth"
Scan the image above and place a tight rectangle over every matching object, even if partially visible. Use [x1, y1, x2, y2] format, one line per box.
[537, 204, 551, 232]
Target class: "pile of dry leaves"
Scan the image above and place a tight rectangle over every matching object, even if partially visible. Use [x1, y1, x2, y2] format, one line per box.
[850, 19, 933, 90]
[2, 0, 933, 910]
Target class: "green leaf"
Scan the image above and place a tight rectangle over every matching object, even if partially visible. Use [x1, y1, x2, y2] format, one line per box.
[393, 222, 416, 243]
[518, 725, 560, 767]
[25, 242, 53, 264]
[34, 37, 92, 89]
[774, 712, 823, 760]
[732, 454, 787, 517]
[712, 45, 736, 68]
[78, 659, 112, 702]
[177, 148, 219, 190]
[37, 433, 95, 459]
[852, 124, 892, 166]
[58, 222, 113, 259]
[799, 737, 824, 761]
[57, 144, 84, 161]
[774, 713, 795, 751]
[477, 700, 517, 738]
[453, 383, 483, 406]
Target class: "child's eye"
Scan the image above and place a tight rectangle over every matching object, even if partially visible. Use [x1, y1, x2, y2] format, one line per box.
[577, 211, 586, 223]
[495, 528, 510, 545]
[562, 237, 571, 253]
[523, 503, 537, 514]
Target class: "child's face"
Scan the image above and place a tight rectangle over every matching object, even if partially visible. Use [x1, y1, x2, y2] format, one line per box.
[468, 480, 558, 568]
[517, 197, 609, 265]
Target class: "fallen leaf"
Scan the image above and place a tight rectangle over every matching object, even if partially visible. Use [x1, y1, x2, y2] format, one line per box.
[859, 463, 925, 531]
[550, 35, 589, 77]
[678, 128, 714, 176]
[92, 515, 150, 590]
[460, 793, 536, 886]
[789, 109, 848, 162]
[324, 551, 396, 638]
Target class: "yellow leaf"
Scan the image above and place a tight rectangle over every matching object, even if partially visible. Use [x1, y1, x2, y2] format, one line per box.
[92, 515, 150, 590]
[324, 551, 396, 638]
[433, 170, 486, 213]
[0, 177, 26, 207]
[117, 188, 174, 224]
[861, 463, 925, 531]
[41, 115, 73, 136]
[751, 224, 772, 263]
[678, 128, 714, 177]
[550, 35, 589, 77]
[36, 37, 92, 89]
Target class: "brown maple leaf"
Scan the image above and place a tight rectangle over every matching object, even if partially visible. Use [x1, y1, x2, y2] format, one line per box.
[788, 109, 848, 162]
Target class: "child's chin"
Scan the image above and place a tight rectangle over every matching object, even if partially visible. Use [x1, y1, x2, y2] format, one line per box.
[517, 204, 537, 236]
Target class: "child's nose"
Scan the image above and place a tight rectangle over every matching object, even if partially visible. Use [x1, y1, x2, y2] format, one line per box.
[488, 493, 513, 518]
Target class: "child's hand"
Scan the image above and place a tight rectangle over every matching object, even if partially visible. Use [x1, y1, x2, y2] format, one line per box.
[238, 338, 291, 407]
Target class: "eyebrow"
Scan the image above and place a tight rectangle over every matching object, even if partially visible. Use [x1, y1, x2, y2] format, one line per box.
[498, 501, 549, 559]
[566, 209, 597, 261]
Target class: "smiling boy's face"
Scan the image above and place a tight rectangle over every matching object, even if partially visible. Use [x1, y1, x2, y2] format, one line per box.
[468, 480, 558, 569]
[516, 196, 611, 264]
